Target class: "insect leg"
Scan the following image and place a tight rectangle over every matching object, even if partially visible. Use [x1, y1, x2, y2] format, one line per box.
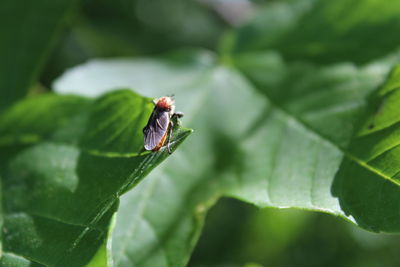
[166, 112, 183, 153]
[166, 120, 174, 154]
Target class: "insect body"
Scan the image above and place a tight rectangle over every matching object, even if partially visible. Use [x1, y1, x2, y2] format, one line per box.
[143, 96, 183, 153]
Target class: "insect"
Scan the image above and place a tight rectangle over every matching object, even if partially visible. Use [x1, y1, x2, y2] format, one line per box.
[143, 96, 184, 153]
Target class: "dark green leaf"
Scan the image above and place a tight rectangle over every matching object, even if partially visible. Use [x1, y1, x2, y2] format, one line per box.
[0, 0, 77, 110]
[333, 65, 400, 232]
[80, 90, 153, 157]
[231, 0, 400, 65]
[0, 94, 89, 146]
[0, 91, 191, 266]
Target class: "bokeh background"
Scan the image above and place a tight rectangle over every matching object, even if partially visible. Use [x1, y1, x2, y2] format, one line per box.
[12, 0, 400, 266]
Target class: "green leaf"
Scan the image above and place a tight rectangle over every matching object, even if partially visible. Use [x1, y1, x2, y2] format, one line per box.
[0, 91, 191, 266]
[234, 51, 392, 148]
[231, 51, 400, 233]
[80, 90, 153, 157]
[53, 48, 400, 266]
[0, 0, 77, 110]
[230, 0, 400, 65]
[0, 94, 89, 146]
[53, 51, 216, 98]
[332, 65, 400, 232]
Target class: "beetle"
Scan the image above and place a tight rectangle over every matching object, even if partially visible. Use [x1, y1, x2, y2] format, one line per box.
[143, 96, 183, 153]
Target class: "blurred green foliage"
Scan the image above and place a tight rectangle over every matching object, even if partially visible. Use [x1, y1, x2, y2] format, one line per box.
[41, 0, 227, 87]
[191, 198, 400, 267]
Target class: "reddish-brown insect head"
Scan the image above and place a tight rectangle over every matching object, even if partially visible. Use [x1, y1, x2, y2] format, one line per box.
[155, 96, 175, 111]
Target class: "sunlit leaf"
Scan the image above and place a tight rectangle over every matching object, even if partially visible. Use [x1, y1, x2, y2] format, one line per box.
[0, 91, 191, 266]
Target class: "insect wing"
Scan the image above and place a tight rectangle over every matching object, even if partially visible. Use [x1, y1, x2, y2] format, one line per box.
[143, 110, 170, 150]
